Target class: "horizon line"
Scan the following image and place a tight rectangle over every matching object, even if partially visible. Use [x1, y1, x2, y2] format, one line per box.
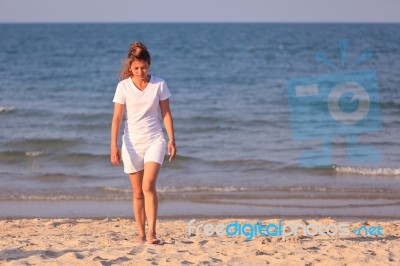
[1, 21, 400, 24]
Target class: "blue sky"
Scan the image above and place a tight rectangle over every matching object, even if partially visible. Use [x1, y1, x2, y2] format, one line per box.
[0, 0, 399, 23]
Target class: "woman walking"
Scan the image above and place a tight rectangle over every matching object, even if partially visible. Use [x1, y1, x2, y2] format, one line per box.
[110, 42, 176, 244]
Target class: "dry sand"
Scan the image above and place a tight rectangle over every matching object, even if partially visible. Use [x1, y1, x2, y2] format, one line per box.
[0, 217, 398, 265]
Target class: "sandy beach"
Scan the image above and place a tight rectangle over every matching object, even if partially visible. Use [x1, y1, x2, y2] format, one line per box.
[0, 217, 398, 265]
[2, 22, 400, 266]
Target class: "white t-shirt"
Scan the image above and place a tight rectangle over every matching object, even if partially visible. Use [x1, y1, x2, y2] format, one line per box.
[113, 75, 171, 144]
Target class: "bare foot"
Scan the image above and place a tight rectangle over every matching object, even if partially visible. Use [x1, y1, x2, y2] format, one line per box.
[147, 238, 160, 244]
[138, 235, 146, 243]
[147, 232, 160, 244]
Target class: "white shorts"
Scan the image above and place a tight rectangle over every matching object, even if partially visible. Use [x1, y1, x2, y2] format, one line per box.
[121, 135, 167, 174]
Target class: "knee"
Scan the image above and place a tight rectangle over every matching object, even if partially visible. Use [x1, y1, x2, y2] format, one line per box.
[133, 190, 144, 200]
[142, 183, 156, 194]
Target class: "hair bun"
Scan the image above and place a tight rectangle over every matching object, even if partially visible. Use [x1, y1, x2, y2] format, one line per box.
[128, 42, 148, 56]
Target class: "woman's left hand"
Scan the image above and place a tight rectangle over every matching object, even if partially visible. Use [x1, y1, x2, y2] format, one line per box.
[168, 141, 177, 162]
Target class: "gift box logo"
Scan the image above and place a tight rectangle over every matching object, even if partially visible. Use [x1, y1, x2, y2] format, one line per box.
[286, 39, 382, 168]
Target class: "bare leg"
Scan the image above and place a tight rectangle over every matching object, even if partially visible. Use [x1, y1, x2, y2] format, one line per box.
[129, 170, 146, 243]
[142, 162, 161, 243]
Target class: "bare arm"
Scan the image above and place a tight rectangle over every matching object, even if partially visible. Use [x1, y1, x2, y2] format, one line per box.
[160, 98, 176, 161]
[110, 103, 124, 165]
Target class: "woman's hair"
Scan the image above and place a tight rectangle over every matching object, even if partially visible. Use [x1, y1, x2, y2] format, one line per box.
[120, 42, 151, 80]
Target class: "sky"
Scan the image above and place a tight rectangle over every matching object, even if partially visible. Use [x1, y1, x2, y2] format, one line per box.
[0, 0, 399, 23]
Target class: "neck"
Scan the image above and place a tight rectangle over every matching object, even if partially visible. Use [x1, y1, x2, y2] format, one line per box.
[132, 75, 150, 83]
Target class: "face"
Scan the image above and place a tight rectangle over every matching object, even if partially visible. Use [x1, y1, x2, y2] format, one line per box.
[130, 60, 150, 80]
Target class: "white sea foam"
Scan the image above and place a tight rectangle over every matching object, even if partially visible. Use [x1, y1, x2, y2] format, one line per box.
[334, 166, 400, 176]
[0, 106, 15, 113]
[25, 151, 44, 157]
[102, 186, 131, 193]
[157, 186, 252, 193]
[0, 194, 130, 201]
[102, 185, 252, 194]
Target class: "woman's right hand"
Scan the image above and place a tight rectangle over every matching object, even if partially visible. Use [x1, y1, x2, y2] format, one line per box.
[110, 146, 121, 166]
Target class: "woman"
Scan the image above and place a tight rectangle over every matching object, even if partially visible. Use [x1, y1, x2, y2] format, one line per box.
[110, 42, 176, 244]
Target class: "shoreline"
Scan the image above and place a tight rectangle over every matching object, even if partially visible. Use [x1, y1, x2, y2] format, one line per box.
[1, 215, 400, 222]
[1, 200, 400, 220]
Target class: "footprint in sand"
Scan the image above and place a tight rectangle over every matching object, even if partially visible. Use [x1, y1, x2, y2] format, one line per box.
[127, 245, 145, 255]
[43, 249, 83, 259]
[199, 240, 208, 245]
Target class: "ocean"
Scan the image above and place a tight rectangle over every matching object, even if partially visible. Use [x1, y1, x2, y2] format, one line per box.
[0, 23, 399, 219]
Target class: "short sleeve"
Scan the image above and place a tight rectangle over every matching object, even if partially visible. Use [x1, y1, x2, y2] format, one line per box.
[159, 80, 171, 101]
[113, 82, 125, 104]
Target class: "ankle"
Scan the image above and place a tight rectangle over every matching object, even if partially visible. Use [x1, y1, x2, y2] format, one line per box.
[147, 231, 156, 237]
